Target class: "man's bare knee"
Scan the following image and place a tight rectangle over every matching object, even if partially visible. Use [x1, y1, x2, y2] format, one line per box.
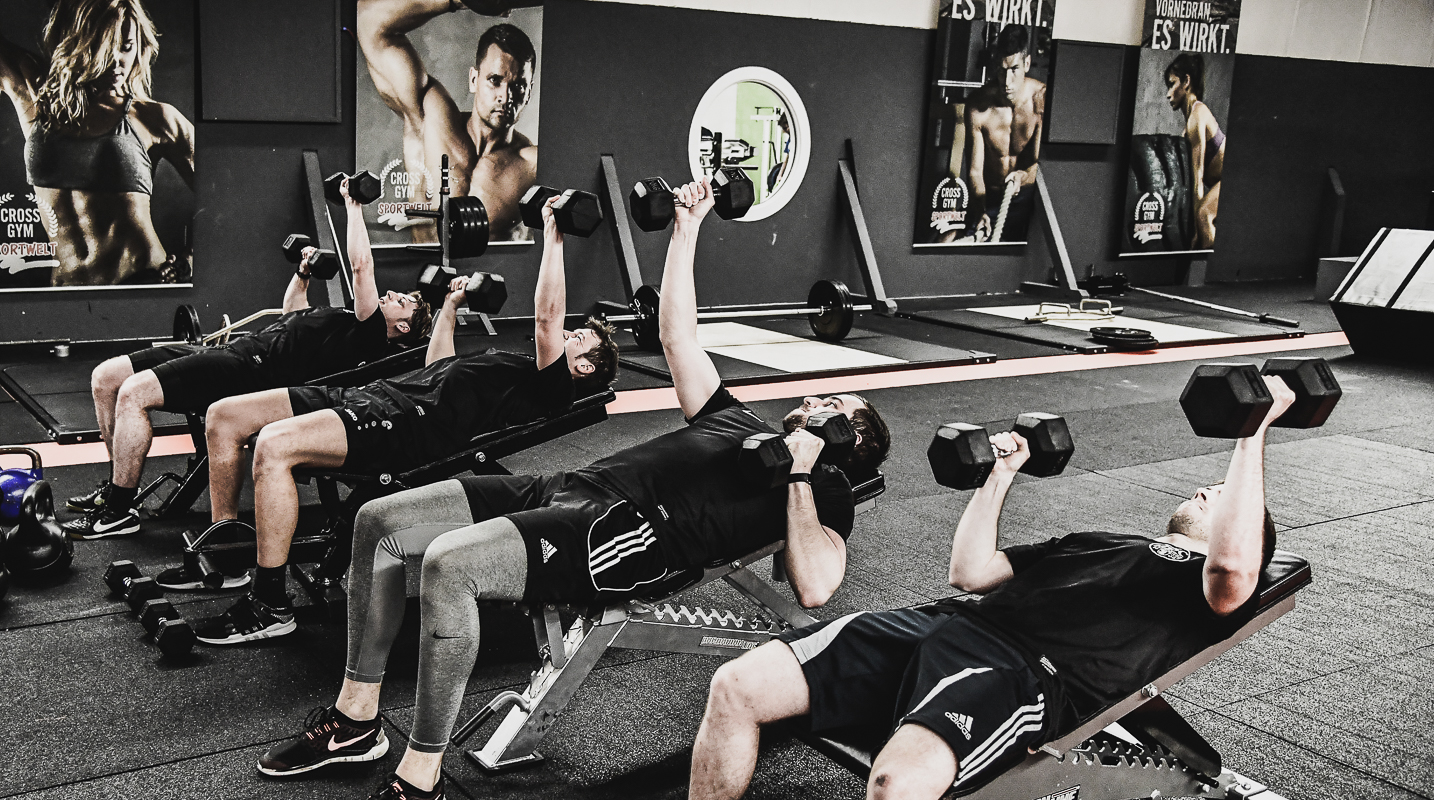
[251, 428, 298, 478]
[115, 374, 161, 413]
[92, 357, 131, 397]
[707, 660, 757, 718]
[867, 725, 957, 800]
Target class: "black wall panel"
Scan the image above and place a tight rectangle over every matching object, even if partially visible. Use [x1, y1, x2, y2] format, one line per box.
[199, 0, 342, 123]
[1048, 41, 1125, 145]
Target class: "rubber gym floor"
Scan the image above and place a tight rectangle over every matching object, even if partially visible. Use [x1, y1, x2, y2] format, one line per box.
[1, 282, 1431, 800]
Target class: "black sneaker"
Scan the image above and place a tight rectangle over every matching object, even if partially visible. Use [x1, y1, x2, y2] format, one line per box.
[257, 706, 388, 777]
[62, 504, 141, 539]
[156, 565, 251, 591]
[67, 481, 112, 512]
[367, 774, 444, 800]
[193, 593, 295, 644]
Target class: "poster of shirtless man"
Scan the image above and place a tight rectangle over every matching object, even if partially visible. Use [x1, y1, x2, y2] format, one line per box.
[0, 0, 195, 290]
[913, 0, 1054, 247]
[356, 0, 543, 247]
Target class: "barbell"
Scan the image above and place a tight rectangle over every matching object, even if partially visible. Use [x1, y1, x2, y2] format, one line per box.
[604, 280, 868, 350]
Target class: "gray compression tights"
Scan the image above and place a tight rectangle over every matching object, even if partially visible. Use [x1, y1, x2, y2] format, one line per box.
[344, 479, 528, 753]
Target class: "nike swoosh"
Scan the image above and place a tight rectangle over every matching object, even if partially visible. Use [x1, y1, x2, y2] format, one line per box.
[327, 728, 376, 751]
[92, 516, 135, 533]
[432, 631, 465, 640]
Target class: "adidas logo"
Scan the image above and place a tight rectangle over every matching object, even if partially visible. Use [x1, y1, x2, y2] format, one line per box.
[945, 711, 973, 740]
[540, 538, 557, 563]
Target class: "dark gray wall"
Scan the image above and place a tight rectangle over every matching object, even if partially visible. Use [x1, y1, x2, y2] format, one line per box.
[3, 0, 1433, 343]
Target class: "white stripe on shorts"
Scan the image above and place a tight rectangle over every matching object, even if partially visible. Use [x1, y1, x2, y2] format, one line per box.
[905, 667, 992, 717]
[953, 696, 1045, 787]
[787, 612, 866, 664]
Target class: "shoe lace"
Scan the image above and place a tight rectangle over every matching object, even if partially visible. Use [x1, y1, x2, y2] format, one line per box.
[302, 706, 336, 742]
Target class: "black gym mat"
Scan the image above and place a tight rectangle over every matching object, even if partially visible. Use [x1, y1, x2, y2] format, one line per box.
[0, 369, 191, 445]
[897, 294, 1307, 354]
[616, 319, 996, 385]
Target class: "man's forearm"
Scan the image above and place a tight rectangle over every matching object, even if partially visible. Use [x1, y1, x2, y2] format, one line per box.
[783, 484, 844, 608]
[282, 274, 311, 313]
[948, 472, 1013, 591]
[1207, 431, 1267, 579]
[658, 226, 700, 344]
[533, 236, 566, 325]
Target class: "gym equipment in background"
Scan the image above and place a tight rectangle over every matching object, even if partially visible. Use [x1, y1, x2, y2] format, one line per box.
[0, 447, 43, 524]
[2, 481, 73, 582]
[603, 280, 870, 350]
[1329, 228, 1434, 363]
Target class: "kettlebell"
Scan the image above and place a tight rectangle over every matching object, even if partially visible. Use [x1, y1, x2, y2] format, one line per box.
[2, 480, 73, 582]
[0, 447, 43, 524]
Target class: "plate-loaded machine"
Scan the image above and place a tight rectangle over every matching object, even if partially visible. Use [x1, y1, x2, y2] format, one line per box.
[799, 551, 1311, 800]
[448, 474, 887, 772]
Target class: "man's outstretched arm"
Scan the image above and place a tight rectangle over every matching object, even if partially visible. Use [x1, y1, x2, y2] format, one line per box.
[1203, 375, 1294, 615]
[344, 179, 381, 321]
[532, 196, 566, 370]
[781, 431, 847, 608]
[660, 180, 722, 419]
[948, 431, 1027, 593]
[426, 275, 466, 364]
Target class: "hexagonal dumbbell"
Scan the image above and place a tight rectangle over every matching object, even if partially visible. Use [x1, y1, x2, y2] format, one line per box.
[104, 560, 163, 610]
[519, 185, 603, 237]
[416, 266, 507, 315]
[927, 413, 1075, 490]
[324, 170, 382, 206]
[1180, 358, 1341, 438]
[139, 598, 196, 659]
[281, 233, 340, 280]
[628, 170, 754, 232]
[739, 412, 857, 490]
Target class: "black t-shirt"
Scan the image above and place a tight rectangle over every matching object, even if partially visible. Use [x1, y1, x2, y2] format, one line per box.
[942, 531, 1258, 737]
[225, 307, 397, 385]
[368, 350, 574, 445]
[581, 386, 854, 572]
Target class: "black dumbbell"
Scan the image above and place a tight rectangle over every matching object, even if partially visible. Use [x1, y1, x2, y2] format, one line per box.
[1180, 357, 1341, 438]
[139, 598, 196, 658]
[519, 185, 604, 237]
[739, 412, 858, 490]
[325, 170, 383, 206]
[628, 168, 756, 232]
[104, 560, 164, 610]
[281, 234, 340, 280]
[928, 413, 1075, 490]
[416, 265, 508, 315]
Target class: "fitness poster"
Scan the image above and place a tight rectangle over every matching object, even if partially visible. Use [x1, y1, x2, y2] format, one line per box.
[1120, 0, 1239, 256]
[356, 1, 543, 247]
[912, 0, 1055, 247]
[0, 0, 196, 291]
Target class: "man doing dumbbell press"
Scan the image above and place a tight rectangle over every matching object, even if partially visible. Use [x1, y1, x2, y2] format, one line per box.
[181, 195, 618, 643]
[68, 179, 433, 540]
[252, 180, 890, 800]
[689, 377, 1297, 800]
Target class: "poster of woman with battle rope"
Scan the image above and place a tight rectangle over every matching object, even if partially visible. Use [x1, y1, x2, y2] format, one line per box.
[1121, 0, 1239, 255]
[0, 0, 195, 291]
[913, 0, 1055, 247]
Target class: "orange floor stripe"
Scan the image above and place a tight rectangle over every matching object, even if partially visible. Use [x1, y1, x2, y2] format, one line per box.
[4, 331, 1350, 469]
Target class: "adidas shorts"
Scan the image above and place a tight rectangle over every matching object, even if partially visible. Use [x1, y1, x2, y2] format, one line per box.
[778, 608, 1045, 790]
[458, 473, 661, 604]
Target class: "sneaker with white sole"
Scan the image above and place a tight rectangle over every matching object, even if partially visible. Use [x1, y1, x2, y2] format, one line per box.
[62, 504, 141, 540]
[193, 593, 295, 644]
[257, 706, 388, 777]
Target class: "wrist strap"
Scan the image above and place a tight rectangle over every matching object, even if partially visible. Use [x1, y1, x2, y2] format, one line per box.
[787, 473, 812, 485]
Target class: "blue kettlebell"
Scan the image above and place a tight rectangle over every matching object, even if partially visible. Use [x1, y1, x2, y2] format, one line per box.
[0, 447, 43, 524]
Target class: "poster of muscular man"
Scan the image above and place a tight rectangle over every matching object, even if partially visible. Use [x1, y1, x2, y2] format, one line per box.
[913, 0, 1055, 247]
[0, 0, 195, 291]
[1120, 0, 1239, 256]
[356, 0, 543, 247]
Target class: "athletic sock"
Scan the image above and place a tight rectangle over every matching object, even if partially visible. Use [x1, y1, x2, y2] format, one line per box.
[334, 705, 378, 727]
[107, 484, 137, 510]
[391, 774, 442, 800]
[254, 565, 289, 608]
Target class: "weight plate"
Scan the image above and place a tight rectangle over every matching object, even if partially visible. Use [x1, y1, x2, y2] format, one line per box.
[173, 305, 203, 344]
[808, 280, 855, 342]
[447, 196, 490, 259]
[633, 284, 662, 351]
[1089, 326, 1157, 347]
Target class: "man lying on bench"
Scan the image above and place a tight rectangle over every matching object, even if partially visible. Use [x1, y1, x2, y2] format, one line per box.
[251, 180, 892, 800]
[177, 198, 619, 643]
[688, 375, 1296, 800]
[67, 179, 432, 540]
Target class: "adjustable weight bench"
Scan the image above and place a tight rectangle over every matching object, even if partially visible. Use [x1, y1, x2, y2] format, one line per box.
[448, 474, 887, 772]
[800, 550, 1312, 800]
[178, 388, 617, 605]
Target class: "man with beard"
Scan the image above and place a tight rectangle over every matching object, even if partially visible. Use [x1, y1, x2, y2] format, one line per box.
[358, 0, 539, 241]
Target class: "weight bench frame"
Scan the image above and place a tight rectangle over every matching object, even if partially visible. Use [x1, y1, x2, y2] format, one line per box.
[179, 389, 617, 605]
[799, 550, 1312, 800]
[449, 475, 887, 773]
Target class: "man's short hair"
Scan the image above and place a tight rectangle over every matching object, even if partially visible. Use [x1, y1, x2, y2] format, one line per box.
[404, 292, 434, 344]
[842, 394, 890, 481]
[992, 24, 1030, 61]
[1164, 52, 1206, 100]
[1166, 504, 1276, 571]
[574, 317, 619, 396]
[476, 23, 536, 73]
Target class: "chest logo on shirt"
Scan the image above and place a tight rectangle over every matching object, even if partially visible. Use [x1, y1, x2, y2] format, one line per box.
[1149, 541, 1192, 562]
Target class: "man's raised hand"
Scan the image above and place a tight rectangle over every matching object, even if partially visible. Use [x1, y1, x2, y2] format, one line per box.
[673, 179, 715, 230]
[989, 431, 1030, 479]
[1260, 374, 1296, 429]
[785, 428, 825, 475]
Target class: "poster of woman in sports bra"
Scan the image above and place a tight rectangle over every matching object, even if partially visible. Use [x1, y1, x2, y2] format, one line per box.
[1120, 0, 1239, 256]
[0, 0, 195, 290]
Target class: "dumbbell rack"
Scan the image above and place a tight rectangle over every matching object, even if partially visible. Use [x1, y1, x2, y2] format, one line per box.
[403, 154, 498, 337]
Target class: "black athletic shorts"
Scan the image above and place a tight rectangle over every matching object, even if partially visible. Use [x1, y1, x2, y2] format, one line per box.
[287, 385, 425, 474]
[458, 472, 662, 604]
[149, 348, 267, 414]
[778, 608, 1045, 790]
[127, 344, 201, 373]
